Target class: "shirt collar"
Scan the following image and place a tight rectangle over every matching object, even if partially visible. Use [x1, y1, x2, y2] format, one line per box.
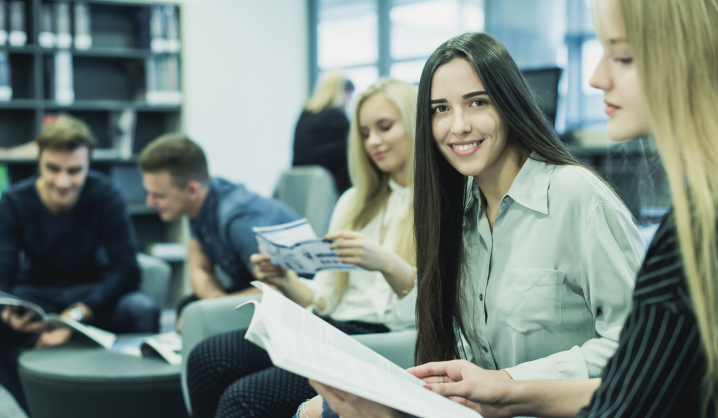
[464, 153, 555, 215]
[388, 177, 409, 194]
[504, 153, 554, 215]
[192, 180, 218, 225]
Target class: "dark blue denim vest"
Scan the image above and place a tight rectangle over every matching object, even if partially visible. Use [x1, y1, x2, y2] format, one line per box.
[189, 178, 299, 291]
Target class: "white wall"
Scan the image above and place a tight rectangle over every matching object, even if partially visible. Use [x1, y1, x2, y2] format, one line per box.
[181, 0, 309, 196]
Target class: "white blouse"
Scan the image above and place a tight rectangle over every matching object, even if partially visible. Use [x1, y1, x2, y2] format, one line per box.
[460, 156, 646, 380]
[300, 179, 415, 331]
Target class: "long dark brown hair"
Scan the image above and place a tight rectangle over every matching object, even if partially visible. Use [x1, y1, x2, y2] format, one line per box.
[413, 32, 597, 365]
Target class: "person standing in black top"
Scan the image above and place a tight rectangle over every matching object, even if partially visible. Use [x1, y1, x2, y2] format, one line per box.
[304, 0, 718, 417]
[0, 115, 160, 412]
[292, 70, 355, 194]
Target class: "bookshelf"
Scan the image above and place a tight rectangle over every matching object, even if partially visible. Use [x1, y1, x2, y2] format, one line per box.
[0, 0, 187, 307]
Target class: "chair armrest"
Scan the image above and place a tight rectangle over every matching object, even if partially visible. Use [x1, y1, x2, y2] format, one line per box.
[352, 329, 417, 370]
[181, 294, 261, 415]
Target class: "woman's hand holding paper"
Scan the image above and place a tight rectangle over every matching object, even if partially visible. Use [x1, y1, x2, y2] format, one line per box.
[325, 231, 391, 272]
[251, 251, 294, 288]
[407, 360, 516, 418]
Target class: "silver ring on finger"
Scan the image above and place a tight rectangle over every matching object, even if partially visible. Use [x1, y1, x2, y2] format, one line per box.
[440, 375, 444, 384]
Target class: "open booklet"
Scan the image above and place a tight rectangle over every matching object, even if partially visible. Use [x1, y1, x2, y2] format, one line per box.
[0, 291, 181, 365]
[253, 219, 363, 275]
[236, 282, 482, 418]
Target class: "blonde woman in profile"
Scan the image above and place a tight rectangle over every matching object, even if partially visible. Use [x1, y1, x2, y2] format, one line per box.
[293, 69, 355, 193]
[307, 0, 718, 416]
[185, 78, 419, 418]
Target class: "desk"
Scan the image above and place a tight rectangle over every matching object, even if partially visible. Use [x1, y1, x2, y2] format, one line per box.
[18, 337, 188, 418]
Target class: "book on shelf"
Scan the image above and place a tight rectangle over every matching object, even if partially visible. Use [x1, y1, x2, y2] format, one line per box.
[146, 55, 182, 105]
[8, 0, 26, 47]
[237, 282, 482, 418]
[0, 51, 11, 101]
[149, 5, 166, 52]
[38, 3, 55, 48]
[74, 2, 92, 50]
[56, 51, 74, 104]
[109, 108, 136, 159]
[0, 291, 183, 365]
[54, 2, 72, 49]
[149, 5, 180, 53]
[164, 5, 180, 53]
[0, 0, 7, 46]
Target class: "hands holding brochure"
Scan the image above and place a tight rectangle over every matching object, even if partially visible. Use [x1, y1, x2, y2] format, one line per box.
[252, 219, 363, 275]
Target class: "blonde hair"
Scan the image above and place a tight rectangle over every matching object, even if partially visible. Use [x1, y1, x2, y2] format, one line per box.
[304, 70, 353, 113]
[612, 0, 718, 414]
[334, 78, 418, 291]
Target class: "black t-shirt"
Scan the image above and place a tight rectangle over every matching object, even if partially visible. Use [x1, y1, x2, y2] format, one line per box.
[292, 107, 351, 193]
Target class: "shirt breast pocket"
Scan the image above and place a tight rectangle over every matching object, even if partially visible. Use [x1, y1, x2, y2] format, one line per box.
[500, 268, 566, 335]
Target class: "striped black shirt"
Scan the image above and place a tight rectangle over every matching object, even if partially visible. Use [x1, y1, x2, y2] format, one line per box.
[579, 212, 708, 417]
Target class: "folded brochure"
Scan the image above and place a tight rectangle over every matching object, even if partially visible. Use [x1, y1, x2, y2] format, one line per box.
[253, 219, 362, 275]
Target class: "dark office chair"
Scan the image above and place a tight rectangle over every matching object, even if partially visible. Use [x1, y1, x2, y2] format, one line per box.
[521, 67, 562, 127]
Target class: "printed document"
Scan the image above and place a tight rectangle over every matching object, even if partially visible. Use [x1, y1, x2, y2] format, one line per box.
[236, 282, 482, 418]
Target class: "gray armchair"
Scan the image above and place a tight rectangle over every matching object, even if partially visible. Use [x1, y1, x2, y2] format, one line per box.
[137, 253, 172, 308]
[273, 165, 338, 236]
[180, 296, 416, 416]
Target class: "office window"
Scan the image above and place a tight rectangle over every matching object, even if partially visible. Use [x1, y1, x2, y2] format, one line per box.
[390, 0, 484, 61]
[318, 0, 378, 70]
[312, 0, 607, 130]
[312, 0, 484, 91]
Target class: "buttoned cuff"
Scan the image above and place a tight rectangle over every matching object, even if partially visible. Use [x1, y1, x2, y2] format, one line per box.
[503, 345, 589, 381]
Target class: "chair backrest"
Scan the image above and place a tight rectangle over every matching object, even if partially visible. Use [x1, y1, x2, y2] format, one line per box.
[273, 165, 339, 236]
[137, 253, 171, 308]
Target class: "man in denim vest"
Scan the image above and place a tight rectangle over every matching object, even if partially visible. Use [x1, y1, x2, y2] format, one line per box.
[139, 134, 299, 326]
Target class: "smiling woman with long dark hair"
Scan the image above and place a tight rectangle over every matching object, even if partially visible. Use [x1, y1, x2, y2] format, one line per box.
[301, 32, 648, 418]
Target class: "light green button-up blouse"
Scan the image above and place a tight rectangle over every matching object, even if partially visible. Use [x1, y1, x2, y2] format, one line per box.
[459, 156, 646, 381]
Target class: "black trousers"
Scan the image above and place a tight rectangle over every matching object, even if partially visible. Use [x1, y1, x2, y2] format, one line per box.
[187, 319, 389, 418]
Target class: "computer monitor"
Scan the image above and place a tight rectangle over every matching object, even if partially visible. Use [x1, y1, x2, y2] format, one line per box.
[520, 67, 562, 127]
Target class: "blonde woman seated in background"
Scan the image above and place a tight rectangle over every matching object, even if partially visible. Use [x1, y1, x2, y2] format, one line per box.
[300, 31, 647, 418]
[185, 78, 418, 418]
